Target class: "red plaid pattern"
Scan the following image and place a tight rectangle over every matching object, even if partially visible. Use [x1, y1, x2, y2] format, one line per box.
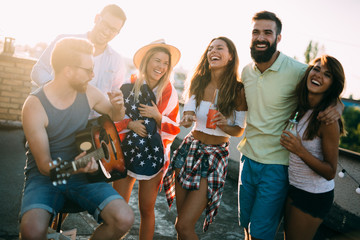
[163, 134, 229, 232]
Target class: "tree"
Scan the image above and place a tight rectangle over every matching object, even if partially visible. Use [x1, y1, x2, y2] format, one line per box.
[304, 40, 319, 64]
[340, 106, 360, 153]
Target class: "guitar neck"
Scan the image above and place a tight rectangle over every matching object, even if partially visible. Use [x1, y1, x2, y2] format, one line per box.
[73, 148, 104, 170]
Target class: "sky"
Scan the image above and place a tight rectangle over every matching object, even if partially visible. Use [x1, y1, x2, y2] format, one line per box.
[0, 0, 359, 99]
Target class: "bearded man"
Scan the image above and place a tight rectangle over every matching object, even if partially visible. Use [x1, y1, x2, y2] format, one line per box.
[237, 11, 341, 240]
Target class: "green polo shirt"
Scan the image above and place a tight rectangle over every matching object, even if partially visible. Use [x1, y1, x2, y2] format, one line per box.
[238, 52, 307, 165]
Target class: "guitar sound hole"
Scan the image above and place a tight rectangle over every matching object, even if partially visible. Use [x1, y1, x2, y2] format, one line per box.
[101, 141, 109, 161]
[99, 128, 109, 144]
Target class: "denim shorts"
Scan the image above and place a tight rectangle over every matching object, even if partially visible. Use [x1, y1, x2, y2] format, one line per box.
[172, 141, 209, 178]
[20, 171, 123, 223]
[288, 185, 334, 219]
[239, 155, 289, 240]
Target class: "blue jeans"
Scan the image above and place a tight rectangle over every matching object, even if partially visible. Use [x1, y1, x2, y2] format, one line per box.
[238, 155, 289, 240]
[20, 171, 123, 223]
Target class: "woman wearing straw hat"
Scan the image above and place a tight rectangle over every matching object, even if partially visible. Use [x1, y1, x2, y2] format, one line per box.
[163, 36, 247, 239]
[114, 39, 181, 240]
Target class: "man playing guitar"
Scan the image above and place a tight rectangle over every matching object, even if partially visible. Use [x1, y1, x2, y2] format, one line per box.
[19, 37, 133, 240]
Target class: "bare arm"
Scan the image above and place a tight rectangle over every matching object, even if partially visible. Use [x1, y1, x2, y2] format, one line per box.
[280, 121, 340, 180]
[317, 99, 344, 125]
[87, 85, 125, 121]
[216, 87, 247, 137]
[22, 96, 52, 176]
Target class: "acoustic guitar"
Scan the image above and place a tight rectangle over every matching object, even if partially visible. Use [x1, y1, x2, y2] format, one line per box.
[50, 115, 126, 185]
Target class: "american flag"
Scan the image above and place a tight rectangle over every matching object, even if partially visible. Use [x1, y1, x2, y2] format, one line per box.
[115, 77, 180, 180]
[119, 83, 164, 177]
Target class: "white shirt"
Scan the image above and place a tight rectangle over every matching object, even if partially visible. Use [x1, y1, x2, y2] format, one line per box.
[30, 33, 126, 119]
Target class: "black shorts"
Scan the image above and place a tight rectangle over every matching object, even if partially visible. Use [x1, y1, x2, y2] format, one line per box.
[288, 185, 334, 219]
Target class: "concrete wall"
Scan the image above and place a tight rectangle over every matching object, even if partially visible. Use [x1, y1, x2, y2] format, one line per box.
[0, 55, 35, 124]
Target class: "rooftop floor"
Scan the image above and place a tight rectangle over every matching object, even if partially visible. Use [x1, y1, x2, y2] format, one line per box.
[0, 127, 357, 240]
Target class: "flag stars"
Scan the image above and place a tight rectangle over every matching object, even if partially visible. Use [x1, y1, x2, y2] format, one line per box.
[121, 86, 165, 175]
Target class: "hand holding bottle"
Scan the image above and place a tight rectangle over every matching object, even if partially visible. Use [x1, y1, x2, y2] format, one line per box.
[180, 113, 196, 128]
[284, 112, 298, 137]
[281, 112, 303, 153]
[206, 89, 219, 129]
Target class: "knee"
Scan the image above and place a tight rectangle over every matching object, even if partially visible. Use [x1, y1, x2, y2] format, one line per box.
[175, 218, 191, 237]
[139, 203, 155, 219]
[114, 205, 134, 233]
[20, 223, 47, 240]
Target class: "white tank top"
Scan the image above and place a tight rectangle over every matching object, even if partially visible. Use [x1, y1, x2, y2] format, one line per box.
[288, 110, 335, 193]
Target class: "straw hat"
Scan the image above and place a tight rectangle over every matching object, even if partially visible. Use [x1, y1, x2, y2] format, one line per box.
[133, 39, 181, 69]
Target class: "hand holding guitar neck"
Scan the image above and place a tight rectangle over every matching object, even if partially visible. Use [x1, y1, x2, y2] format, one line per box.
[74, 152, 99, 174]
[49, 150, 103, 186]
[49, 115, 126, 186]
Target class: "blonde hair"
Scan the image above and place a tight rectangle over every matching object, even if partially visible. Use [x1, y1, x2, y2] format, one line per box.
[51, 37, 94, 74]
[133, 47, 172, 102]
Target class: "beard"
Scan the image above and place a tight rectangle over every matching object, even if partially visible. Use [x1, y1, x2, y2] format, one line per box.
[250, 40, 277, 63]
[70, 81, 88, 93]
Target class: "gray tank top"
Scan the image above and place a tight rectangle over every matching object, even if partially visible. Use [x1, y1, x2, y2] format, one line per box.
[25, 87, 91, 175]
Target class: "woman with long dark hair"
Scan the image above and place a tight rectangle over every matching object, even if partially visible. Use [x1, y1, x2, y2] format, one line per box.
[280, 55, 346, 240]
[164, 36, 247, 239]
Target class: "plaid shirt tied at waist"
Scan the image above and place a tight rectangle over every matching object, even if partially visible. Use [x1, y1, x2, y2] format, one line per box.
[163, 134, 229, 232]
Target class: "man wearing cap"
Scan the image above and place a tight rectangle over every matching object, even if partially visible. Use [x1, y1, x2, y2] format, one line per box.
[31, 4, 127, 119]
